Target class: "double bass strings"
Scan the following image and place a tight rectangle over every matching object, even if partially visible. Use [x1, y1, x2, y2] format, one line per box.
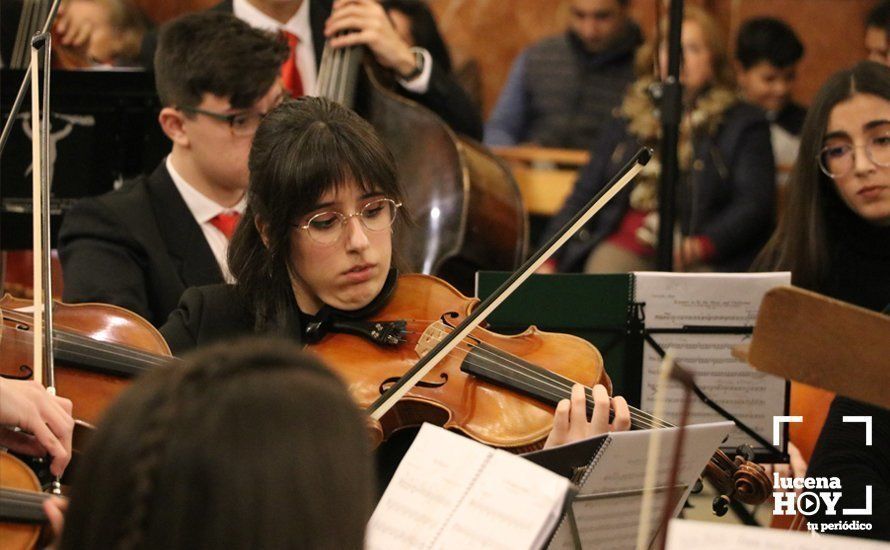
[317, 31, 360, 105]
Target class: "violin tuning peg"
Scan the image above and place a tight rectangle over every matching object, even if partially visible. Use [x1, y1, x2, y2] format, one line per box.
[712, 495, 730, 516]
[735, 444, 756, 462]
[691, 478, 704, 494]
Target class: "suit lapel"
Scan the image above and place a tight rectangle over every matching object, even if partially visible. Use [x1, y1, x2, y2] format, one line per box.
[147, 164, 224, 287]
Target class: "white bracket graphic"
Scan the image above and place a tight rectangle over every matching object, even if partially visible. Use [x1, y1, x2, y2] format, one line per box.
[772, 416, 802, 446]
[842, 416, 872, 446]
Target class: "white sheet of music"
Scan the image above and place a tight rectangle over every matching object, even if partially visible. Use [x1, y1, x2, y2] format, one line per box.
[548, 422, 733, 550]
[634, 272, 790, 452]
[667, 519, 890, 549]
[366, 423, 573, 550]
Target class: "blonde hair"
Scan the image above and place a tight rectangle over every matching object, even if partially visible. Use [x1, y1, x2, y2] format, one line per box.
[96, 0, 150, 62]
[634, 6, 735, 90]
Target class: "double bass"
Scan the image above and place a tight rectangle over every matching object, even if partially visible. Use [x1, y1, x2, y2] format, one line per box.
[315, 34, 528, 292]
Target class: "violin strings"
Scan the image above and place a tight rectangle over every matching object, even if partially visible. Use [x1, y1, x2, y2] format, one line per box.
[0, 488, 49, 503]
[3, 308, 172, 373]
[405, 322, 723, 470]
[51, 331, 169, 370]
[417, 325, 667, 430]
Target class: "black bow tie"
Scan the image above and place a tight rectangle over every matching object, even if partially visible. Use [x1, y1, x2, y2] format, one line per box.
[302, 269, 407, 346]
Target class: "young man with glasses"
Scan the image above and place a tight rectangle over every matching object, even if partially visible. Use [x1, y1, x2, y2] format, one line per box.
[58, 12, 288, 327]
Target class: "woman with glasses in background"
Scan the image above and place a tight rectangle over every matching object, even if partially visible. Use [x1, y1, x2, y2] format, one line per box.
[754, 60, 890, 540]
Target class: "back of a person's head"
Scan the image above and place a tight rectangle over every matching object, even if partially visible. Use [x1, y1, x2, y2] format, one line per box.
[867, 0, 890, 28]
[153, 12, 288, 109]
[60, 338, 374, 550]
[736, 17, 804, 70]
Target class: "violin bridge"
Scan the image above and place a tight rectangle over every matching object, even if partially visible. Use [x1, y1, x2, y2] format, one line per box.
[415, 321, 448, 358]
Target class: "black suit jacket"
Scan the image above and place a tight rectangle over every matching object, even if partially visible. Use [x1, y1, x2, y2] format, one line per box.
[159, 284, 264, 355]
[139, 0, 482, 139]
[59, 163, 224, 327]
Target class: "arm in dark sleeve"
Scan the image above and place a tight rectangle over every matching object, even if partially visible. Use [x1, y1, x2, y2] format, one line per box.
[401, 60, 484, 140]
[159, 287, 204, 357]
[484, 51, 530, 146]
[699, 116, 776, 262]
[58, 199, 153, 322]
[539, 119, 624, 250]
[806, 397, 890, 540]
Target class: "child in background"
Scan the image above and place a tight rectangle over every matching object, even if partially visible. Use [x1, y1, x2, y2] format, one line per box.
[735, 17, 806, 186]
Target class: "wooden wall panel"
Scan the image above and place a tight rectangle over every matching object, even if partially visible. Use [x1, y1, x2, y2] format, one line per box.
[431, 0, 879, 116]
[716, 0, 875, 107]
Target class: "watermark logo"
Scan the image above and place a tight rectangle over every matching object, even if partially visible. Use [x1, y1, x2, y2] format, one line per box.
[771, 415, 873, 533]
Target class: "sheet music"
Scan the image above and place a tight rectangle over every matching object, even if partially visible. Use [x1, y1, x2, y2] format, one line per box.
[634, 272, 790, 454]
[666, 519, 890, 549]
[549, 489, 682, 550]
[548, 423, 733, 550]
[366, 423, 573, 550]
[633, 272, 790, 328]
[367, 424, 491, 549]
[436, 451, 572, 550]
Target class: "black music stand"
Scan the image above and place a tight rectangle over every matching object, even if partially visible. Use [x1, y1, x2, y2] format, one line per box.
[1, 68, 168, 249]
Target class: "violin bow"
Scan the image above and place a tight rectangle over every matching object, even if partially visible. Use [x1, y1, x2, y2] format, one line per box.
[29, 29, 63, 495]
[30, 31, 57, 395]
[367, 148, 653, 421]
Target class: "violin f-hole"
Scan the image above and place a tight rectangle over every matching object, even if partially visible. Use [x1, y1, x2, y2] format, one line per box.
[0, 365, 34, 381]
[379, 374, 448, 395]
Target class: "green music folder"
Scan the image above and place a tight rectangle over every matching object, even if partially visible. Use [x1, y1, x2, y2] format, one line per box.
[475, 272, 642, 405]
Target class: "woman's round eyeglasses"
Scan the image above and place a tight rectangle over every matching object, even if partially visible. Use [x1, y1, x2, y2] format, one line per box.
[818, 133, 890, 178]
[295, 198, 402, 245]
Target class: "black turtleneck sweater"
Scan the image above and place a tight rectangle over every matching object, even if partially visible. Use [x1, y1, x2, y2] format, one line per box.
[805, 205, 890, 540]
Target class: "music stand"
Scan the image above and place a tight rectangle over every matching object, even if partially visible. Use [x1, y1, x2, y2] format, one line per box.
[1, 68, 168, 249]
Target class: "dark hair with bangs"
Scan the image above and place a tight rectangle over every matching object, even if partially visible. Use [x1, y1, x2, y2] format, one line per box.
[60, 337, 374, 549]
[229, 97, 404, 331]
[154, 12, 288, 109]
[753, 61, 890, 289]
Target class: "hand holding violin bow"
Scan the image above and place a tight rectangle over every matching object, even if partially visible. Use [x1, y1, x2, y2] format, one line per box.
[0, 378, 74, 477]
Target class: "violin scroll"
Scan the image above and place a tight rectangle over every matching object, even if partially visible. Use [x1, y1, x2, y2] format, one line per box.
[703, 448, 771, 515]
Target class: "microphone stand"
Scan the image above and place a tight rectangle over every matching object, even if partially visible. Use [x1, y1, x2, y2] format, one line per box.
[656, 0, 684, 271]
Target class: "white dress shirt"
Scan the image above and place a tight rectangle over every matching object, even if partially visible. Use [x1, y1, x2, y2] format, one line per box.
[234, 0, 318, 95]
[166, 156, 246, 283]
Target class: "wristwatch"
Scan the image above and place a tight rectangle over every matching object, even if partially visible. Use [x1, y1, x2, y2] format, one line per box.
[402, 47, 425, 81]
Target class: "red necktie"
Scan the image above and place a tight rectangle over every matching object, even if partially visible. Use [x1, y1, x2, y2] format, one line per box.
[209, 212, 242, 240]
[280, 31, 304, 98]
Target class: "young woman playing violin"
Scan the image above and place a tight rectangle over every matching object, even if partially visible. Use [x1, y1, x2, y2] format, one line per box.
[159, 97, 631, 463]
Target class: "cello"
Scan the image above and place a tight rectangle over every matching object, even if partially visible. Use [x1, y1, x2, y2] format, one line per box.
[315, 29, 528, 292]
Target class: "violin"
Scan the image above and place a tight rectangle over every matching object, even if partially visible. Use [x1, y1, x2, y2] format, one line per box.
[0, 452, 50, 549]
[1, 295, 172, 427]
[309, 274, 771, 509]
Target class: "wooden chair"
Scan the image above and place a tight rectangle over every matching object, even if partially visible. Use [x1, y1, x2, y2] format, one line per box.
[491, 146, 589, 217]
